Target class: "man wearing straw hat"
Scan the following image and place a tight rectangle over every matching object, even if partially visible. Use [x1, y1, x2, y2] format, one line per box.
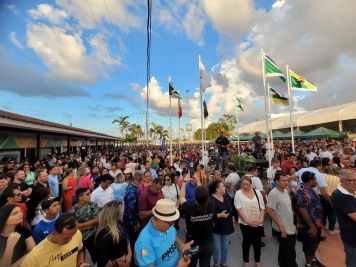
[135, 199, 193, 267]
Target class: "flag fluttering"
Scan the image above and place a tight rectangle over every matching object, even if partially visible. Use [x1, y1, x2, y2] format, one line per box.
[270, 87, 289, 104]
[199, 57, 211, 92]
[264, 54, 286, 83]
[203, 100, 209, 118]
[289, 70, 317, 91]
[178, 99, 182, 118]
[236, 97, 244, 111]
[169, 81, 181, 99]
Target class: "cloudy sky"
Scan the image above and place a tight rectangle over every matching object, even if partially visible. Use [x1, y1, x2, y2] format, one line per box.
[0, 0, 355, 138]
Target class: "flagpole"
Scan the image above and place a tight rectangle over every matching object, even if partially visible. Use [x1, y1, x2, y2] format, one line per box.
[267, 84, 273, 166]
[178, 116, 181, 161]
[199, 55, 204, 155]
[261, 49, 271, 166]
[169, 96, 173, 166]
[267, 84, 274, 148]
[235, 98, 240, 156]
[286, 65, 295, 153]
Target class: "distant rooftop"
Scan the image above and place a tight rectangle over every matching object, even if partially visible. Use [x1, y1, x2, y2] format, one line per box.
[0, 110, 120, 140]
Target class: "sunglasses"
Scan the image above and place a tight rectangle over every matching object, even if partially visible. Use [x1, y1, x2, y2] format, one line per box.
[165, 179, 171, 181]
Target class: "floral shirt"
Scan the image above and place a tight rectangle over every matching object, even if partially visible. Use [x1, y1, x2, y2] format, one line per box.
[295, 185, 323, 229]
[123, 183, 140, 226]
[68, 201, 99, 241]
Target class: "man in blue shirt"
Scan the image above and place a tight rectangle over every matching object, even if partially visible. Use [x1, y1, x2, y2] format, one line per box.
[32, 197, 62, 244]
[135, 199, 193, 267]
[48, 165, 61, 198]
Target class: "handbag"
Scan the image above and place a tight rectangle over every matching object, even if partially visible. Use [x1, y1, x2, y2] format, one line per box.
[253, 188, 265, 237]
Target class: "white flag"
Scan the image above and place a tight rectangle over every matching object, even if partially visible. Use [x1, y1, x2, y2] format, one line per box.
[199, 56, 211, 92]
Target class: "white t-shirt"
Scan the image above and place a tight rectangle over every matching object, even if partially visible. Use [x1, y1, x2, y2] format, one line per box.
[266, 166, 281, 185]
[234, 189, 265, 225]
[109, 169, 122, 178]
[306, 152, 318, 162]
[322, 151, 333, 160]
[296, 167, 327, 189]
[251, 176, 264, 192]
[162, 185, 180, 204]
[225, 172, 240, 198]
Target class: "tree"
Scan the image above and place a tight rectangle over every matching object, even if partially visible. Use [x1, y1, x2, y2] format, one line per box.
[125, 133, 137, 145]
[129, 123, 144, 139]
[149, 122, 169, 140]
[112, 116, 129, 136]
[222, 113, 237, 135]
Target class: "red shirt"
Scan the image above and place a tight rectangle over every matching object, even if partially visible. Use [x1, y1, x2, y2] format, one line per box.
[138, 188, 163, 229]
[281, 161, 298, 175]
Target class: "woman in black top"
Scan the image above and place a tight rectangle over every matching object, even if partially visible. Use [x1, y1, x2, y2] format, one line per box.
[209, 181, 235, 267]
[179, 173, 214, 267]
[0, 204, 35, 266]
[94, 200, 132, 267]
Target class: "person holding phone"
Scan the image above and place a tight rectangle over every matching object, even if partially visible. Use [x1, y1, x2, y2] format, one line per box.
[135, 199, 193, 267]
[179, 172, 214, 267]
[209, 181, 235, 267]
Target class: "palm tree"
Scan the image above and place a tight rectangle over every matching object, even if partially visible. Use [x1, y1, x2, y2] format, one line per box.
[112, 116, 129, 136]
[149, 122, 163, 140]
[129, 124, 144, 140]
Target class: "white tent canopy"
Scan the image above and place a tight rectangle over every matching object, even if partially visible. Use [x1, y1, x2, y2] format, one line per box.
[238, 101, 356, 134]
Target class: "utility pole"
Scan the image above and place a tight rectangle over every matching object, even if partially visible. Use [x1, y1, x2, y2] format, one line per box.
[137, 112, 148, 144]
[186, 89, 190, 140]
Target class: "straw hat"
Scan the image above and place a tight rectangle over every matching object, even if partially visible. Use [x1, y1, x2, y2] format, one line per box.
[152, 199, 180, 221]
[123, 168, 133, 174]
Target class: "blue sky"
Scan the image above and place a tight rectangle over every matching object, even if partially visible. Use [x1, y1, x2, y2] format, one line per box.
[0, 0, 355, 139]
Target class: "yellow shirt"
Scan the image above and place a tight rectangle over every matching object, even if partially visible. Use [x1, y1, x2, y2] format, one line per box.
[21, 230, 83, 267]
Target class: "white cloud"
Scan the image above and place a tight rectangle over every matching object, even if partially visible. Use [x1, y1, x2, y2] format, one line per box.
[153, 1, 207, 45]
[9, 32, 24, 49]
[55, 0, 142, 31]
[192, 0, 356, 127]
[202, 0, 259, 38]
[272, 0, 285, 9]
[26, 23, 95, 83]
[29, 4, 68, 24]
[89, 33, 122, 78]
[182, 3, 206, 46]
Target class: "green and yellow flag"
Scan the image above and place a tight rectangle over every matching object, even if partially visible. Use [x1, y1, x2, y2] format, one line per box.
[289, 70, 317, 91]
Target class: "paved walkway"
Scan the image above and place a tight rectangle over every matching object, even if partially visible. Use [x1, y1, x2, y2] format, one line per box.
[86, 216, 346, 266]
[176, 216, 346, 267]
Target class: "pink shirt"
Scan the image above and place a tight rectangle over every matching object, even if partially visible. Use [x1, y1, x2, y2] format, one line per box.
[79, 176, 92, 189]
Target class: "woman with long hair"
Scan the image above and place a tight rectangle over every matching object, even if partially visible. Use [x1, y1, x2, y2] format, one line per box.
[234, 175, 265, 267]
[62, 168, 77, 212]
[179, 173, 214, 267]
[76, 167, 93, 192]
[26, 187, 50, 228]
[0, 204, 35, 267]
[139, 170, 152, 193]
[94, 200, 132, 267]
[209, 181, 235, 267]
[111, 173, 129, 203]
[162, 173, 180, 231]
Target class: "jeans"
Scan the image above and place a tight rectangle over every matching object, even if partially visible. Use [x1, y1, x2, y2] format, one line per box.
[216, 151, 228, 172]
[276, 232, 298, 267]
[344, 242, 356, 267]
[213, 233, 230, 265]
[240, 224, 262, 263]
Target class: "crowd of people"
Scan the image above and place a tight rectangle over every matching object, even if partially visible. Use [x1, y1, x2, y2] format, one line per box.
[0, 137, 355, 267]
